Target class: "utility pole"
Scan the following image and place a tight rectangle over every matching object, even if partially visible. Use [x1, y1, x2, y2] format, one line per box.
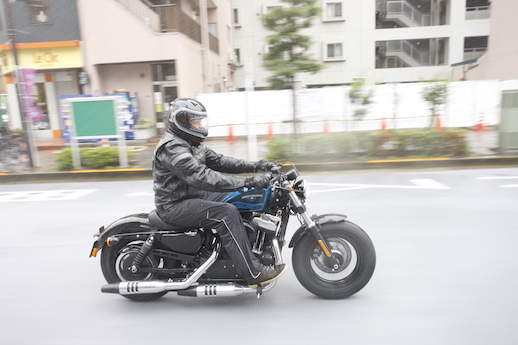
[4, 0, 38, 167]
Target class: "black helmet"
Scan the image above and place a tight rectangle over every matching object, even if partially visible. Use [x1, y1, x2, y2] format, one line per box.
[168, 98, 209, 144]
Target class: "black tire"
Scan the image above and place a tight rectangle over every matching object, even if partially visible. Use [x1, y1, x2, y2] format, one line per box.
[100, 238, 167, 302]
[292, 221, 376, 299]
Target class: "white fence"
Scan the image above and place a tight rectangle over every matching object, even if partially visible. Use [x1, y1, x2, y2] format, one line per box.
[197, 79, 518, 138]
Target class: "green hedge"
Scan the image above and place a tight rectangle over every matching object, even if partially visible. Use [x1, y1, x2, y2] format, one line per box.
[56, 147, 136, 170]
[265, 129, 469, 162]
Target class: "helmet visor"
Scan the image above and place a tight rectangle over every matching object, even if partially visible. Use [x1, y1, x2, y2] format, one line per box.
[174, 110, 209, 138]
[189, 115, 209, 132]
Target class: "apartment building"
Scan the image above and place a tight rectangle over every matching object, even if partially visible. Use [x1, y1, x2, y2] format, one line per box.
[232, 0, 492, 89]
[1, 0, 237, 137]
[79, 0, 237, 127]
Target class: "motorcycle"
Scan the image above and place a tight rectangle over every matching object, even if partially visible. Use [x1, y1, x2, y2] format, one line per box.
[89, 164, 376, 301]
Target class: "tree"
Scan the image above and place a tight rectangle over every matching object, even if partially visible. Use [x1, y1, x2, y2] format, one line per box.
[261, 0, 324, 138]
[421, 81, 448, 128]
[261, 0, 323, 90]
[348, 79, 374, 124]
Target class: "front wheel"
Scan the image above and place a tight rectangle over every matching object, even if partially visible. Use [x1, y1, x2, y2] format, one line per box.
[292, 221, 376, 299]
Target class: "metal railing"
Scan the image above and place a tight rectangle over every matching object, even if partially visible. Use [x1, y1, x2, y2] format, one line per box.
[115, 0, 219, 53]
[380, 0, 430, 26]
[386, 40, 430, 66]
[466, 6, 491, 20]
[463, 47, 487, 61]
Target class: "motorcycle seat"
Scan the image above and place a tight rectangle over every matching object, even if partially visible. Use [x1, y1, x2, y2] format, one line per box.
[148, 209, 191, 231]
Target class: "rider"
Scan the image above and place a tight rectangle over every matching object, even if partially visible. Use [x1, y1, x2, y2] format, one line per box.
[152, 98, 287, 287]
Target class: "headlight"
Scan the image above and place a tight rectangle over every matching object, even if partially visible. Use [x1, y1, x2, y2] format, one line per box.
[294, 178, 309, 200]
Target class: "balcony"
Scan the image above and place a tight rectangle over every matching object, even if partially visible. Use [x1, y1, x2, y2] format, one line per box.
[378, 0, 430, 28]
[466, 6, 491, 20]
[376, 38, 447, 69]
[115, 0, 219, 53]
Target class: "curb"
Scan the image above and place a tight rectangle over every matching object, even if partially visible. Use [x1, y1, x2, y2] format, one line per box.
[1, 156, 517, 184]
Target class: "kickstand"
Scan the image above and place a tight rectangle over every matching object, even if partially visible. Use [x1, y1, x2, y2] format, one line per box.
[256, 285, 263, 299]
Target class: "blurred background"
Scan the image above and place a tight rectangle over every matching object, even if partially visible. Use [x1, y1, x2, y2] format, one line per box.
[0, 1, 515, 146]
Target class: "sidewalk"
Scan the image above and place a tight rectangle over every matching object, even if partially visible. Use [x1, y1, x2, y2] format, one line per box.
[1, 128, 517, 184]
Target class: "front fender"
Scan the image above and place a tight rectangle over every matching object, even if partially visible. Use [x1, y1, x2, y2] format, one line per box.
[89, 213, 155, 257]
[288, 213, 348, 248]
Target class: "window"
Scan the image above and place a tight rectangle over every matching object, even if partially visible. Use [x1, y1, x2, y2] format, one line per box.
[324, 2, 344, 21]
[324, 42, 344, 61]
[28, 0, 51, 25]
[234, 49, 241, 64]
[463, 36, 488, 60]
[152, 63, 176, 82]
[233, 8, 240, 26]
[264, 5, 282, 14]
[466, 0, 491, 20]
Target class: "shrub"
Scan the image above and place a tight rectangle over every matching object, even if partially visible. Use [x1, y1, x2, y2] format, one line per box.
[265, 129, 469, 162]
[56, 147, 136, 170]
[134, 118, 155, 129]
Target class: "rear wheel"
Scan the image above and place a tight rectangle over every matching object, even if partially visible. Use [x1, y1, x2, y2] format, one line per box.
[100, 238, 167, 302]
[292, 221, 376, 299]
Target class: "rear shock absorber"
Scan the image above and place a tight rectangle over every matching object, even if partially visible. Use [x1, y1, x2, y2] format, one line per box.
[131, 234, 156, 273]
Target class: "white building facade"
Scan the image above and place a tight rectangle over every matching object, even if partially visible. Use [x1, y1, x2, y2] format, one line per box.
[232, 0, 492, 88]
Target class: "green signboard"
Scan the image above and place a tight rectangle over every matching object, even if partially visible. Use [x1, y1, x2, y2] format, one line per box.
[66, 96, 128, 169]
[70, 98, 119, 138]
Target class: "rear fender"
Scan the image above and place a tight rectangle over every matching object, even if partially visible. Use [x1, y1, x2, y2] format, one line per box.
[288, 213, 347, 248]
[90, 213, 156, 257]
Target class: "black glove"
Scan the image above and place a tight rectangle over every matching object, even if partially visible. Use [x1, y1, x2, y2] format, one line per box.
[245, 173, 271, 189]
[255, 159, 278, 172]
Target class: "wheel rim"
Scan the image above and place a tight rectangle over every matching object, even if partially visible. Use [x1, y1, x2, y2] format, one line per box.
[114, 241, 158, 281]
[310, 237, 357, 282]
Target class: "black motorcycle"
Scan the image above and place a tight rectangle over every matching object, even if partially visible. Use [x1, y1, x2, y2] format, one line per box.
[90, 164, 376, 301]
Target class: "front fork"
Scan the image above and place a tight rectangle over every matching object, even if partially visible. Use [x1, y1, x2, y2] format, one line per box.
[287, 185, 339, 267]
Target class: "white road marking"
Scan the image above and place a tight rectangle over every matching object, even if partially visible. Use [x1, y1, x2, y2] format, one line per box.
[0, 189, 97, 202]
[308, 179, 449, 194]
[478, 176, 518, 180]
[478, 176, 518, 187]
[127, 192, 154, 196]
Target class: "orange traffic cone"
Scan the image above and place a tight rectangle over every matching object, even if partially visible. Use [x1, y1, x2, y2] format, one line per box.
[476, 112, 485, 131]
[266, 123, 274, 139]
[227, 125, 235, 142]
[435, 116, 443, 130]
[380, 118, 387, 131]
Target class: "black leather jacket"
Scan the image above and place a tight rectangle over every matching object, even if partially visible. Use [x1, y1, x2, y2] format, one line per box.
[152, 131, 256, 212]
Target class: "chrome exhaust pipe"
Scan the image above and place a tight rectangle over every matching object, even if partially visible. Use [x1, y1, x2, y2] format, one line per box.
[176, 281, 276, 297]
[102, 243, 220, 295]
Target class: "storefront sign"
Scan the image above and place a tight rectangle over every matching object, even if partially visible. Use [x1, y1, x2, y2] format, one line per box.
[0, 41, 83, 74]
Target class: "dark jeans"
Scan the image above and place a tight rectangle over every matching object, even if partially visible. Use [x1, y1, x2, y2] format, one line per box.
[160, 191, 263, 280]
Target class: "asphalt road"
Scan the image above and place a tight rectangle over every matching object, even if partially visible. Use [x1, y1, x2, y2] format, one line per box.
[1, 167, 517, 345]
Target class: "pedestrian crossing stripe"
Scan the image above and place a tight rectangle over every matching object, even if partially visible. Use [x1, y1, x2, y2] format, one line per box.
[0, 189, 97, 202]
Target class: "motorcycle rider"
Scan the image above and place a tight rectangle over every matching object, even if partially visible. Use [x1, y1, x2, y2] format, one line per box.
[152, 98, 287, 287]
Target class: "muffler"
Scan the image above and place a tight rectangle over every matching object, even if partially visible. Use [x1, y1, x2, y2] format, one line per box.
[102, 243, 220, 296]
[177, 282, 276, 297]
